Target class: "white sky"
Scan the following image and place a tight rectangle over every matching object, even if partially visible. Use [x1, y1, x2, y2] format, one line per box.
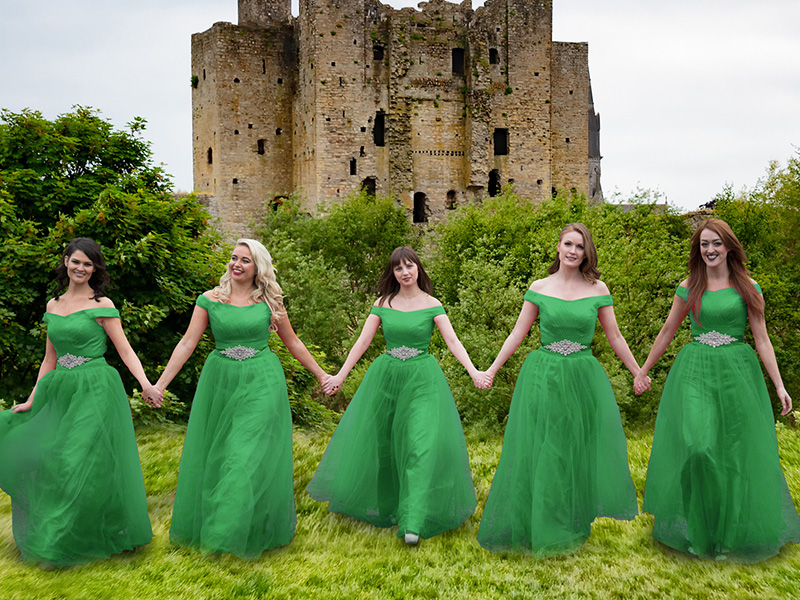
[1, 0, 798, 211]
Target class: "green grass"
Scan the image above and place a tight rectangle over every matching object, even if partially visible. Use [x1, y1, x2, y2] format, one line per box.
[1, 424, 799, 599]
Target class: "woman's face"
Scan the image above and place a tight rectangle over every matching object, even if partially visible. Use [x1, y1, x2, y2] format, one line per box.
[699, 229, 728, 269]
[393, 258, 419, 288]
[229, 244, 256, 283]
[65, 250, 95, 285]
[557, 230, 585, 269]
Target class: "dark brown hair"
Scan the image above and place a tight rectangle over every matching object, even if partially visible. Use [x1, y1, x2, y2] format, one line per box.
[53, 237, 110, 301]
[377, 246, 433, 307]
[547, 222, 600, 283]
[686, 218, 763, 323]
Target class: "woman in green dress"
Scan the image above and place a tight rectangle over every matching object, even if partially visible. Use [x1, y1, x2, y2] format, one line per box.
[0, 237, 159, 568]
[477, 223, 641, 556]
[635, 218, 800, 561]
[150, 239, 329, 559]
[307, 246, 483, 545]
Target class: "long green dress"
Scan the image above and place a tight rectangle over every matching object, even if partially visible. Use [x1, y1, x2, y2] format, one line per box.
[643, 285, 800, 561]
[0, 308, 152, 567]
[307, 305, 476, 539]
[478, 291, 638, 556]
[169, 294, 295, 558]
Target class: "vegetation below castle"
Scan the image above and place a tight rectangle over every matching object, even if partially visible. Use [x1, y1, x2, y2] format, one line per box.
[1, 108, 799, 429]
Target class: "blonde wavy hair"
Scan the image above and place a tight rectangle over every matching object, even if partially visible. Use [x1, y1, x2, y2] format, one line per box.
[212, 239, 285, 329]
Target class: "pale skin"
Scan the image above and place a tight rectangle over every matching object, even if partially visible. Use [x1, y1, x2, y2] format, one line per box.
[321, 258, 487, 395]
[148, 244, 329, 399]
[480, 230, 648, 389]
[12, 249, 162, 413]
[634, 229, 793, 415]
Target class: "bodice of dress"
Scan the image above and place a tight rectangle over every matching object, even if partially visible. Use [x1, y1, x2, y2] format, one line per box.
[370, 305, 446, 354]
[676, 284, 761, 341]
[43, 308, 119, 360]
[524, 290, 612, 351]
[197, 294, 272, 352]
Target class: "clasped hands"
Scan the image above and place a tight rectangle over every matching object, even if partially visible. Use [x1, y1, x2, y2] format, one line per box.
[142, 384, 164, 408]
[633, 371, 652, 396]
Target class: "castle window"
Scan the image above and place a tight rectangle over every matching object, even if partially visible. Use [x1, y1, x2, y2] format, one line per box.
[234, 78, 240, 83]
[537, 179, 543, 185]
[350, 158, 357, 176]
[493, 128, 509, 155]
[331, 62, 336, 66]
[276, 128, 282, 135]
[362, 177, 376, 196]
[207, 148, 213, 164]
[446, 190, 457, 210]
[340, 77, 343, 86]
[360, 146, 365, 157]
[257, 139, 265, 155]
[278, 78, 283, 84]
[262, 59, 266, 74]
[248, 124, 253, 129]
[488, 170, 501, 197]
[373, 45, 384, 61]
[569, 90, 574, 95]
[203, 69, 206, 80]
[233, 178, 239, 184]
[534, 72, 539, 76]
[413, 192, 428, 223]
[374, 111, 385, 147]
[234, 130, 239, 135]
[489, 48, 499, 64]
[361, 126, 366, 132]
[451, 48, 465, 76]
[565, 138, 570, 143]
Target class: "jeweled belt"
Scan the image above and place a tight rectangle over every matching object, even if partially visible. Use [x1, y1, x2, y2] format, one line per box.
[219, 345, 261, 361]
[57, 353, 93, 369]
[694, 331, 737, 348]
[542, 339, 588, 356]
[386, 346, 423, 361]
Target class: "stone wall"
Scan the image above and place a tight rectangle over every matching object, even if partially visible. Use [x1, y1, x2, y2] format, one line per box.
[192, 0, 600, 236]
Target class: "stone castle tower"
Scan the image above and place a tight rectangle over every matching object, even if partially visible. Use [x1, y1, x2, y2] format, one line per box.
[192, 0, 602, 237]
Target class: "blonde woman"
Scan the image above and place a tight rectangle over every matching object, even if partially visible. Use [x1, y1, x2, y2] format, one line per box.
[150, 240, 329, 558]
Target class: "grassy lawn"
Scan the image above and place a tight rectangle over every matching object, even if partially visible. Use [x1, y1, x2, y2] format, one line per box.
[1, 423, 799, 599]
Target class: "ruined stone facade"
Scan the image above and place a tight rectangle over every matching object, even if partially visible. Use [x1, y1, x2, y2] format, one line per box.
[192, 0, 602, 237]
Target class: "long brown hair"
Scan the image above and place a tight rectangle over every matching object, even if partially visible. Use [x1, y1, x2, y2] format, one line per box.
[53, 237, 110, 301]
[686, 219, 763, 323]
[377, 246, 433, 307]
[547, 222, 600, 283]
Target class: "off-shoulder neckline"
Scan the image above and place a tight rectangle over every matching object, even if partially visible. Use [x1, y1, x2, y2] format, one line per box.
[373, 305, 443, 313]
[526, 290, 612, 302]
[45, 307, 118, 318]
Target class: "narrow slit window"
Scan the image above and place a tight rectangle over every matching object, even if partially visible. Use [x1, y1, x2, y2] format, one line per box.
[350, 158, 357, 175]
[413, 192, 428, 223]
[373, 111, 385, 147]
[489, 48, 499, 64]
[257, 139, 265, 155]
[452, 48, 465, 76]
[207, 148, 213, 164]
[493, 128, 509, 155]
[373, 45, 384, 61]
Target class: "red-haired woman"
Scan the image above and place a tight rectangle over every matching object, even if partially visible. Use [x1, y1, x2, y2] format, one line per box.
[307, 246, 481, 545]
[478, 223, 640, 556]
[635, 218, 800, 561]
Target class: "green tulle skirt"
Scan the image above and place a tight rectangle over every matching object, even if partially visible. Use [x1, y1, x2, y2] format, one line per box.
[478, 348, 638, 556]
[169, 349, 295, 559]
[0, 359, 152, 567]
[307, 353, 476, 539]
[643, 342, 800, 562]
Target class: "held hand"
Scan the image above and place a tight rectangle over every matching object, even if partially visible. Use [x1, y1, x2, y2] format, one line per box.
[143, 385, 163, 408]
[471, 371, 493, 390]
[633, 372, 651, 396]
[12, 399, 33, 413]
[777, 387, 793, 416]
[323, 373, 345, 396]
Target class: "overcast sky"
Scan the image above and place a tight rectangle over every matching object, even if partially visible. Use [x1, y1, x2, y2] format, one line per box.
[2, 0, 798, 211]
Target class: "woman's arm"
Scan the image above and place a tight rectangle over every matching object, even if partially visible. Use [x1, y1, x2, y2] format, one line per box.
[154, 304, 210, 396]
[598, 305, 649, 387]
[102, 316, 163, 407]
[633, 294, 689, 394]
[12, 337, 57, 413]
[275, 312, 329, 385]
[749, 307, 792, 415]
[433, 314, 487, 388]
[484, 300, 539, 385]
[322, 313, 381, 395]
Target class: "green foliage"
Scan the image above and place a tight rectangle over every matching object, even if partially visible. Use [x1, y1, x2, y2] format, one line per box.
[129, 389, 190, 426]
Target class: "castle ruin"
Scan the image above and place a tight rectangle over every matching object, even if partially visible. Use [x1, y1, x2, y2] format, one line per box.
[192, 0, 602, 237]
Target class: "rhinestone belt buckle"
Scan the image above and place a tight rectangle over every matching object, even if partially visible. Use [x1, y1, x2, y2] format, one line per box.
[386, 346, 423, 361]
[220, 345, 260, 361]
[695, 331, 736, 348]
[57, 353, 92, 369]
[543, 339, 588, 356]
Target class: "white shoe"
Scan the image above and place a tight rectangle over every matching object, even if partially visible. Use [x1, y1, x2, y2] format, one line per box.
[404, 532, 419, 546]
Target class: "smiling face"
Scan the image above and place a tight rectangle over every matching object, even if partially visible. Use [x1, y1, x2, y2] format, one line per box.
[65, 250, 95, 285]
[557, 230, 586, 270]
[393, 258, 419, 288]
[229, 244, 256, 283]
[699, 230, 729, 269]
